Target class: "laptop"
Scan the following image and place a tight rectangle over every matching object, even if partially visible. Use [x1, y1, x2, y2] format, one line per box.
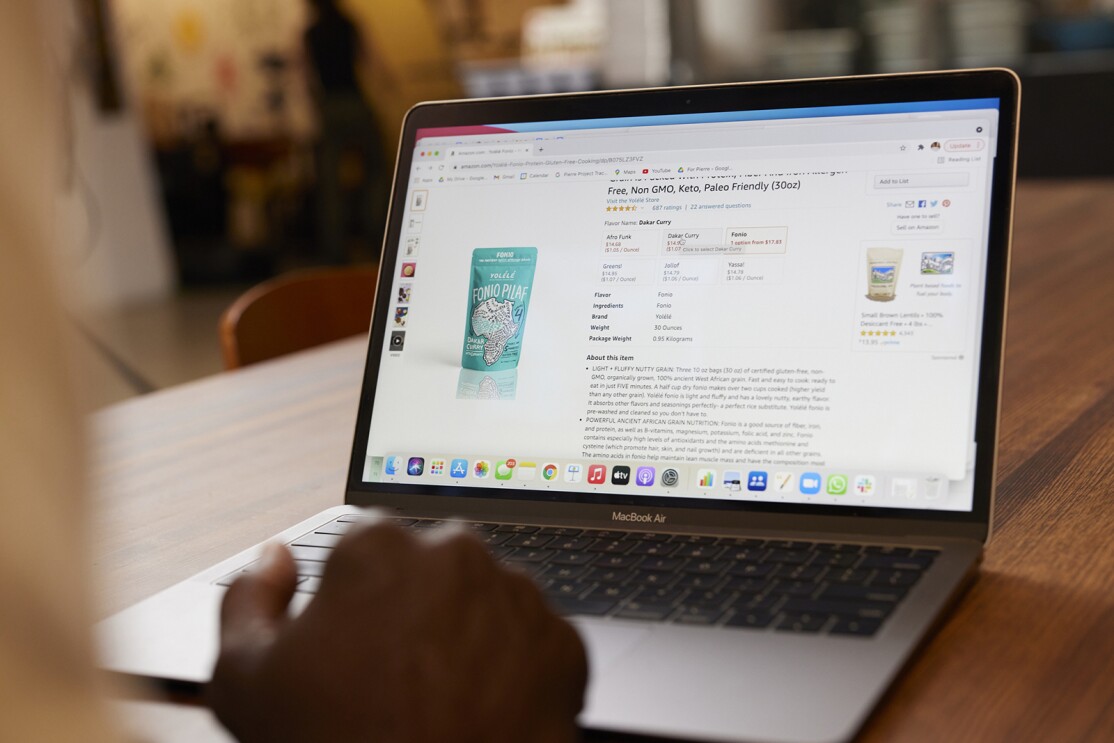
[99, 69, 1019, 743]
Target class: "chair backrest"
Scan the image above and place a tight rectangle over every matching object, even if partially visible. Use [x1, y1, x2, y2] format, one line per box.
[219, 267, 378, 370]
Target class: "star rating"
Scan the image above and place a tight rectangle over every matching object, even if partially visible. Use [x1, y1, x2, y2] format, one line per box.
[860, 330, 898, 337]
[606, 206, 636, 212]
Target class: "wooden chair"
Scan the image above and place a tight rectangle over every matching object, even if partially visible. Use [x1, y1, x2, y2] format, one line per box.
[219, 266, 378, 370]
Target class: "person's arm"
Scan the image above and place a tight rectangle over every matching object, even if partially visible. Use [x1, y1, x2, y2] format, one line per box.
[209, 522, 588, 742]
[0, 2, 124, 740]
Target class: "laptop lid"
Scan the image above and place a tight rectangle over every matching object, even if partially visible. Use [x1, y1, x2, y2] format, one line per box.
[345, 70, 1019, 543]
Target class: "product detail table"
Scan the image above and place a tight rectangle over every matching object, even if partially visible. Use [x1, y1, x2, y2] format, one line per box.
[95, 181, 1114, 742]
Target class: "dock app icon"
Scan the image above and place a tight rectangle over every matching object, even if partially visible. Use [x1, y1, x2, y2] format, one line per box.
[495, 460, 515, 480]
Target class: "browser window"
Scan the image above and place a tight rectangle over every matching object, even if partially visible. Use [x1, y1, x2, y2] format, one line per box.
[363, 99, 1000, 512]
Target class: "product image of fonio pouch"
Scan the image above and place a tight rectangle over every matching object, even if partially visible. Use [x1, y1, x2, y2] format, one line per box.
[865, 247, 903, 302]
[462, 247, 537, 371]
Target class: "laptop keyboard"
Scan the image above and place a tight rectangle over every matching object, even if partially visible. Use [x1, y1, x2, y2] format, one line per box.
[218, 515, 939, 638]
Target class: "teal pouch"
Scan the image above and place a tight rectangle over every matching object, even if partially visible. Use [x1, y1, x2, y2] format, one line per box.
[462, 247, 537, 371]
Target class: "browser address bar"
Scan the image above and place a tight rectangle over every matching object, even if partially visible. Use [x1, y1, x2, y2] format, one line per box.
[448, 144, 534, 159]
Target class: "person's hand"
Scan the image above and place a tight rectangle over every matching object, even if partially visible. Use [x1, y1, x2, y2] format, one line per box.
[208, 521, 588, 743]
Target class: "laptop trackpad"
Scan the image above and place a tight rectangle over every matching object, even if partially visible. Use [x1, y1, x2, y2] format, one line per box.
[570, 620, 651, 674]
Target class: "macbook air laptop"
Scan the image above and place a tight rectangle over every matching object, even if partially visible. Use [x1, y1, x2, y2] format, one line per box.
[100, 69, 1019, 743]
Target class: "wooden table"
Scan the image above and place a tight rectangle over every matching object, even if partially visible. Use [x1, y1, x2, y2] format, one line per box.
[94, 181, 1114, 742]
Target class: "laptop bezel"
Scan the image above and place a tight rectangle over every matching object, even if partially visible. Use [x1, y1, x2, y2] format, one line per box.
[343, 69, 1019, 544]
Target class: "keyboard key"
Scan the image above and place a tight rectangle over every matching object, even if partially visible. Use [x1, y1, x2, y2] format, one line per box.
[767, 540, 813, 550]
[583, 584, 639, 602]
[772, 564, 825, 580]
[830, 618, 883, 637]
[682, 560, 728, 576]
[291, 532, 342, 549]
[588, 539, 635, 554]
[538, 527, 583, 536]
[820, 584, 907, 603]
[539, 564, 589, 580]
[582, 530, 625, 539]
[814, 543, 861, 553]
[288, 545, 336, 562]
[615, 601, 675, 622]
[584, 567, 635, 584]
[776, 613, 830, 633]
[549, 550, 596, 566]
[629, 570, 677, 588]
[295, 577, 322, 594]
[545, 580, 587, 598]
[314, 520, 357, 536]
[779, 580, 821, 597]
[716, 537, 767, 548]
[764, 549, 812, 565]
[638, 557, 685, 572]
[505, 548, 554, 563]
[489, 546, 515, 561]
[294, 560, 327, 577]
[630, 532, 671, 542]
[782, 598, 895, 620]
[337, 515, 416, 526]
[670, 535, 717, 545]
[629, 541, 680, 557]
[595, 554, 639, 569]
[865, 546, 912, 557]
[742, 593, 783, 612]
[477, 532, 513, 546]
[727, 563, 774, 578]
[465, 522, 498, 531]
[858, 554, 934, 571]
[815, 553, 861, 568]
[725, 610, 776, 629]
[723, 576, 774, 594]
[685, 589, 731, 608]
[673, 574, 726, 591]
[507, 534, 554, 548]
[826, 568, 872, 585]
[495, 524, 539, 534]
[869, 569, 922, 587]
[674, 605, 727, 625]
[674, 544, 725, 560]
[507, 561, 547, 578]
[723, 547, 767, 562]
[548, 537, 593, 551]
[635, 586, 687, 604]
[548, 596, 616, 617]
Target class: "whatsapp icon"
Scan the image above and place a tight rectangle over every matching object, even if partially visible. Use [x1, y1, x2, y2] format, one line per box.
[826, 474, 848, 495]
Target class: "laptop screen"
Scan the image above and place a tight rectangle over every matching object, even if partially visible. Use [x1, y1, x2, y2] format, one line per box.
[359, 93, 1004, 515]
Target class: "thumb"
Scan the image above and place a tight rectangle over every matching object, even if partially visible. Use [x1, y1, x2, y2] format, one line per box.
[219, 542, 298, 654]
